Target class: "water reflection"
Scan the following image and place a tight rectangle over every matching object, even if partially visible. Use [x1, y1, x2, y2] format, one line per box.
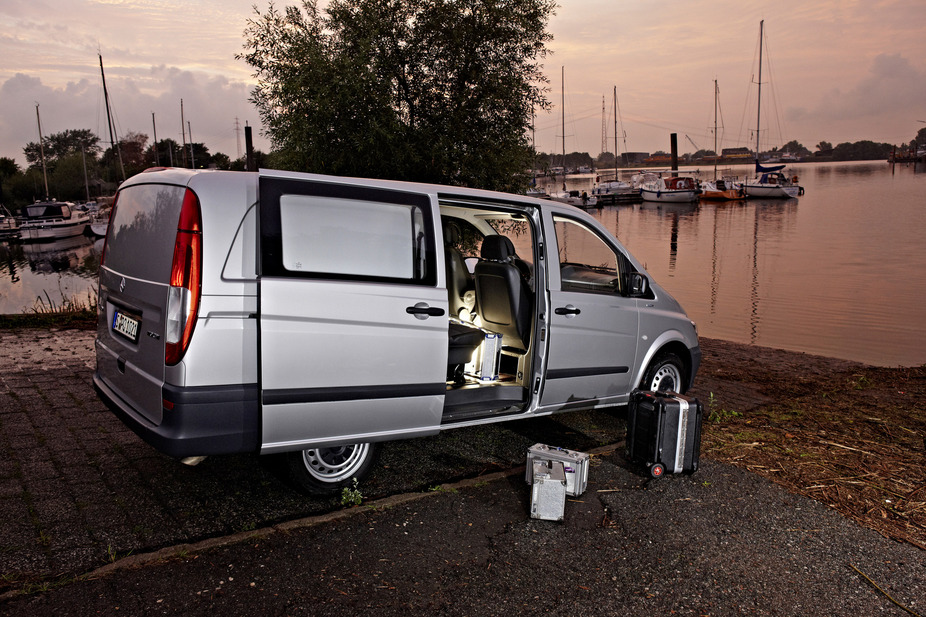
[0, 235, 100, 312]
[541, 162, 925, 366]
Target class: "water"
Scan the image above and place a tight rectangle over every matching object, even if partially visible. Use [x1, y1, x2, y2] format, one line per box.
[1, 161, 923, 366]
[538, 161, 926, 367]
[0, 234, 102, 313]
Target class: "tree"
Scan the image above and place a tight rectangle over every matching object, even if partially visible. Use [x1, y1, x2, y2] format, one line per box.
[24, 129, 101, 168]
[831, 140, 893, 161]
[781, 140, 810, 157]
[239, 0, 556, 192]
[816, 141, 833, 152]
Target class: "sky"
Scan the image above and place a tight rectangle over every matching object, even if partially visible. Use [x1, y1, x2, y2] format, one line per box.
[2, 0, 925, 168]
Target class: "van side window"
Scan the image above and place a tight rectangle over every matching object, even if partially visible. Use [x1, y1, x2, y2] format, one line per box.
[552, 215, 623, 294]
[279, 195, 429, 282]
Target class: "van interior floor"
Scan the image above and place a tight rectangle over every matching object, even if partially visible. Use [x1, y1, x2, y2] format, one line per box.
[442, 379, 527, 424]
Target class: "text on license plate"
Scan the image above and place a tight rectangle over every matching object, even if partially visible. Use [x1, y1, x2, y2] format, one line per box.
[112, 310, 140, 343]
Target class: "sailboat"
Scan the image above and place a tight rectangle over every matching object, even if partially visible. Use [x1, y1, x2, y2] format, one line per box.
[549, 67, 597, 208]
[19, 104, 89, 242]
[593, 86, 634, 200]
[700, 80, 745, 201]
[743, 21, 802, 199]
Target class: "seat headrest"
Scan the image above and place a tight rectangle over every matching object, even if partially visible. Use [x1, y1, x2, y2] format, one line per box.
[443, 221, 461, 245]
[481, 235, 516, 261]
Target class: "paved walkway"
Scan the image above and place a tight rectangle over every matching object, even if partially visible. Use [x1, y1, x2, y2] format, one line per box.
[0, 329, 922, 615]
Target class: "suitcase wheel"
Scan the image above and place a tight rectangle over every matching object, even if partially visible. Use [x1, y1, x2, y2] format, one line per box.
[649, 463, 665, 479]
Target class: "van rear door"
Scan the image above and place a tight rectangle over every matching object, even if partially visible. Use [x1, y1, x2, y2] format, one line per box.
[96, 182, 188, 426]
[258, 175, 447, 452]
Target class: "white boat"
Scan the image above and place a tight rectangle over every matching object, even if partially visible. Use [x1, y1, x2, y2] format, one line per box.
[744, 171, 801, 198]
[88, 209, 111, 237]
[550, 189, 598, 208]
[0, 206, 19, 239]
[637, 173, 700, 203]
[593, 179, 634, 197]
[743, 21, 803, 199]
[525, 187, 551, 200]
[18, 201, 91, 242]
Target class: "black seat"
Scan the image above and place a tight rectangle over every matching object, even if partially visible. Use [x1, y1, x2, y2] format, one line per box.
[473, 235, 532, 352]
[443, 222, 475, 320]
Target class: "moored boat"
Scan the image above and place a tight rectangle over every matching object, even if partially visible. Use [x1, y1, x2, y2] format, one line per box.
[88, 209, 111, 237]
[744, 170, 802, 199]
[550, 189, 598, 208]
[637, 173, 700, 203]
[18, 201, 90, 242]
[593, 178, 634, 197]
[700, 177, 745, 201]
[0, 206, 19, 239]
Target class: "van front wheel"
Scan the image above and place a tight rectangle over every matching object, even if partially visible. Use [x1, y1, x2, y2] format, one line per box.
[286, 442, 380, 496]
[640, 352, 686, 394]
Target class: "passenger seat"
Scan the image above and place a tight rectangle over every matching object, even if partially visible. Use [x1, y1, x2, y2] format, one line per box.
[473, 235, 532, 353]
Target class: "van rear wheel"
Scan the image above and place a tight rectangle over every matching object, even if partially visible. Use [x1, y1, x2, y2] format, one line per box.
[640, 352, 686, 394]
[286, 442, 380, 496]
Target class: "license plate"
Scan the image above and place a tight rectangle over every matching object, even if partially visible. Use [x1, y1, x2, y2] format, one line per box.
[112, 309, 141, 343]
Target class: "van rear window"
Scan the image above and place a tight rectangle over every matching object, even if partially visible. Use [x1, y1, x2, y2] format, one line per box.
[104, 184, 186, 282]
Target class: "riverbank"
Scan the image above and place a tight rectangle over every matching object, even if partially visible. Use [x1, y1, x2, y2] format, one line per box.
[693, 339, 926, 552]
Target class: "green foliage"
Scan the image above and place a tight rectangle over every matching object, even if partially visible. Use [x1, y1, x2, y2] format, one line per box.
[340, 478, 363, 507]
[239, 0, 556, 192]
[831, 140, 893, 161]
[708, 392, 742, 423]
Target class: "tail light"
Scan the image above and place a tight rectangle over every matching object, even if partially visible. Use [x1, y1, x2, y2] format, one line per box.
[165, 188, 203, 365]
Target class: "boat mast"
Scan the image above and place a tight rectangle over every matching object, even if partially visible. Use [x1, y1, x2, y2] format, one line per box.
[561, 66, 565, 178]
[713, 79, 719, 180]
[152, 112, 160, 166]
[755, 20, 764, 164]
[99, 54, 126, 181]
[613, 86, 619, 170]
[34, 103, 49, 199]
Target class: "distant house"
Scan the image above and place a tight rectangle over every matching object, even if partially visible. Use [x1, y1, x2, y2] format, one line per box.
[621, 152, 649, 166]
[721, 147, 753, 160]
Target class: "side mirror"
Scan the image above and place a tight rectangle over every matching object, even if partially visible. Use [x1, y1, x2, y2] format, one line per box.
[625, 272, 649, 297]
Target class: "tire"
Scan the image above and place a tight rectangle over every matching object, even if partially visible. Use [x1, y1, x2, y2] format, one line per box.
[285, 442, 380, 496]
[640, 352, 686, 394]
[649, 463, 665, 479]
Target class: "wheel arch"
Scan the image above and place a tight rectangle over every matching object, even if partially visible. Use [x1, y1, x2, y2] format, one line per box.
[635, 336, 697, 393]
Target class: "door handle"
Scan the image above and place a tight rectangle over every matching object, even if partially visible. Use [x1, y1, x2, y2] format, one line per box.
[554, 305, 581, 316]
[406, 303, 445, 319]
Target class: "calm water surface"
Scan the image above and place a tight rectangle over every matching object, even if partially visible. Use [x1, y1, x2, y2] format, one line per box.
[1, 161, 922, 366]
[540, 161, 926, 367]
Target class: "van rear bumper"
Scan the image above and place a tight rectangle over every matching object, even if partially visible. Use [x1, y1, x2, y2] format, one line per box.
[94, 372, 260, 458]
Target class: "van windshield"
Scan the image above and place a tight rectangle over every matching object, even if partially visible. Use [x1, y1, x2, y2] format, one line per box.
[105, 184, 186, 282]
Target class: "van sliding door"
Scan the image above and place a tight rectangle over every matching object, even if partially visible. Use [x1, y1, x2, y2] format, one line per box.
[258, 174, 447, 453]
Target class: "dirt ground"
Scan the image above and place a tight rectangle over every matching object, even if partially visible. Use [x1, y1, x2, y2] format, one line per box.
[691, 338, 926, 552]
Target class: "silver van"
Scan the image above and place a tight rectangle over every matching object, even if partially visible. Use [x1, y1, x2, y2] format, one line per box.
[94, 168, 700, 494]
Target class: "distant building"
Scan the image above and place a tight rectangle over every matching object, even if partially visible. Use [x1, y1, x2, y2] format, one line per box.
[621, 152, 649, 166]
[721, 147, 753, 160]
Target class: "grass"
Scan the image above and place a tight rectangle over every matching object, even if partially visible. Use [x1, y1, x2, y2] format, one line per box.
[0, 287, 98, 330]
